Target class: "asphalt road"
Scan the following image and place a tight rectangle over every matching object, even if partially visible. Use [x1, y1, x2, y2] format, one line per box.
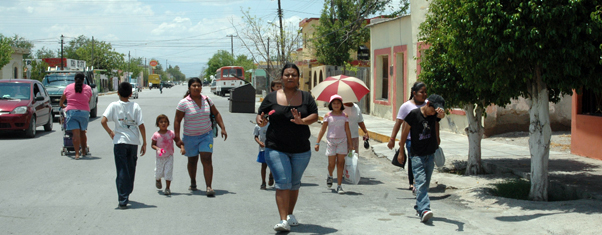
[3, 85, 592, 234]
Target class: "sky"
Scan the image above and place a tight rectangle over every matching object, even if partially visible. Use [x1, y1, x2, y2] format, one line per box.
[0, 0, 327, 77]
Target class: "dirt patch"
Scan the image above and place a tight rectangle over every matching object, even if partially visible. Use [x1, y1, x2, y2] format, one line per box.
[486, 131, 571, 153]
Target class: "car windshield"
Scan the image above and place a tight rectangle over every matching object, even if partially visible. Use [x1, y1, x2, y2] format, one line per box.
[43, 73, 87, 87]
[0, 83, 31, 100]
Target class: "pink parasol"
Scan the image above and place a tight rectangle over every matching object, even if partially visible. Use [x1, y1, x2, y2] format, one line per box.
[311, 75, 370, 102]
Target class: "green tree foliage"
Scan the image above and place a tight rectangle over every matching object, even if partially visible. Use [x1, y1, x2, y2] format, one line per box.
[420, 0, 602, 201]
[64, 35, 124, 78]
[0, 35, 13, 69]
[166, 65, 186, 81]
[7, 34, 34, 59]
[313, 0, 409, 66]
[35, 46, 56, 59]
[29, 60, 49, 82]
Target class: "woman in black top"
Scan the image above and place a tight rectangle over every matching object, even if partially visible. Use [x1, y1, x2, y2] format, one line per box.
[256, 63, 318, 232]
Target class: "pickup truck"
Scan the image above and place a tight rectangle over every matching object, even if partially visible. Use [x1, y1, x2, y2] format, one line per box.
[42, 70, 99, 118]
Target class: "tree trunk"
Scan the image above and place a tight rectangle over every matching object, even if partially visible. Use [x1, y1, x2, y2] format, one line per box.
[528, 66, 551, 201]
[465, 103, 485, 175]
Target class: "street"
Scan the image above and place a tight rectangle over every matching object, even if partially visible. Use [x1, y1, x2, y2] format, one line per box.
[0, 85, 599, 235]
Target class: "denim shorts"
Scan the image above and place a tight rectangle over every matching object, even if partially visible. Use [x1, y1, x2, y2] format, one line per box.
[265, 148, 311, 190]
[183, 131, 213, 156]
[65, 110, 90, 131]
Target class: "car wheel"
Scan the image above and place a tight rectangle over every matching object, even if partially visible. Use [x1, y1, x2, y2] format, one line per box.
[25, 116, 36, 138]
[90, 102, 98, 118]
[44, 113, 53, 131]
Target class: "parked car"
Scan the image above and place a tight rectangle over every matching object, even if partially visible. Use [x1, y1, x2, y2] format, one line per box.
[131, 83, 139, 99]
[210, 81, 217, 94]
[0, 79, 53, 138]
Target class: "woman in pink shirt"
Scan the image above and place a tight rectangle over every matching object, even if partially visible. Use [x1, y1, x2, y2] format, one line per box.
[60, 72, 92, 159]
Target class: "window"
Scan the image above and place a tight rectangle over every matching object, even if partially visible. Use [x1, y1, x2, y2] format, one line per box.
[381, 56, 389, 99]
[14, 67, 18, 79]
[33, 83, 41, 98]
[581, 88, 602, 116]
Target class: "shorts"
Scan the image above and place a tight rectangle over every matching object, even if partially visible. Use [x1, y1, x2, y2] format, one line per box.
[256, 151, 266, 163]
[183, 131, 214, 156]
[325, 138, 348, 156]
[265, 148, 311, 190]
[65, 110, 90, 131]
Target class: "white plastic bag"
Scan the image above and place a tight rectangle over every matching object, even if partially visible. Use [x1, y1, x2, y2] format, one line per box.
[343, 150, 361, 185]
[434, 147, 445, 167]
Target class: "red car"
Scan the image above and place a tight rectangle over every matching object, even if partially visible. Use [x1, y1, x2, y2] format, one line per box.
[0, 79, 53, 138]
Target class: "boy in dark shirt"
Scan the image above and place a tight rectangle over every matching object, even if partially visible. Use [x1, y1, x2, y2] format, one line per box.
[398, 94, 445, 223]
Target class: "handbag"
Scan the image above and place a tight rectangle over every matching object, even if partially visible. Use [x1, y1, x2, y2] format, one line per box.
[206, 97, 218, 138]
[434, 147, 445, 167]
[391, 148, 406, 168]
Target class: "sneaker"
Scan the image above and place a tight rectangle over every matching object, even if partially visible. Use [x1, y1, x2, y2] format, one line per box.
[164, 188, 171, 195]
[421, 210, 433, 223]
[326, 176, 333, 188]
[260, 183, 267, 190]
[273, 220, 290, 232]
[287, 214, 299, 226]
[156, 180, 162, 189]
[337, 185, 345, 194]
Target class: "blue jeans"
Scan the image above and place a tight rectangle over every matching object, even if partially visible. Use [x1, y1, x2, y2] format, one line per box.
[114, 144, 138, 206]
[265, 148, 311, 190]
[411, 153, 435, 214]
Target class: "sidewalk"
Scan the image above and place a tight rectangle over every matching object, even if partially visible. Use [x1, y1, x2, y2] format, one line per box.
[331, 108, 602, 201]
[254, 97, 602, 200]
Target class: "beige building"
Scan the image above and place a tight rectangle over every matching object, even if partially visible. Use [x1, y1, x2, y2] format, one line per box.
[0, 47, 29, 80]
[367, 0, 571, 135]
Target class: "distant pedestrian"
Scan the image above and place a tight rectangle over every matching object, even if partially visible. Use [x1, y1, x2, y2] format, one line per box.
[343, 102, 369, 155]
[59, 72, 92, 160]
[399, 94, 445, 223]
[388, 82, 444, 192]
[256, 63, 318, 232]
[315, 94, 353, 194]
[174, 77, 227, 197]
[151, 114, 184, 196]
[255, 80, 282, 190]
[100, 82, 147, 209]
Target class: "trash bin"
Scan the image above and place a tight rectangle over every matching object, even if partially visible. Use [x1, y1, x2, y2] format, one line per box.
[229, 83, 256, 113]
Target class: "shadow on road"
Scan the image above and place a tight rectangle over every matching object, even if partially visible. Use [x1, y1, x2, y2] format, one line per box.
[358, 177, 384, 185]
[114, 200, 156, 210]
[300, 183, 319, 187]
[431, 216, 465, 231]
[280, 223, 338, 234]
[495, 212, 562, 222]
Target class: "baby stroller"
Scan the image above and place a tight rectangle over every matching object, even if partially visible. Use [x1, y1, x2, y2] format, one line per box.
[59, 109, 89, 156]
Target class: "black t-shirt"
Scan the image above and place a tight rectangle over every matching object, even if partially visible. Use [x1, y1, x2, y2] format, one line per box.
[404, 108, 439, 156]
[258, 90, 318, 153]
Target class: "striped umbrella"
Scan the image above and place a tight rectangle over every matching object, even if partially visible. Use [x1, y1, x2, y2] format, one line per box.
[311, 75, 370, 102]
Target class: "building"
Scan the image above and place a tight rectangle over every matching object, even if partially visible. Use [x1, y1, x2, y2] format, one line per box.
[571, 90, 602, 160]
[367, 0, 572, 136]
[0, 47, 29, 80]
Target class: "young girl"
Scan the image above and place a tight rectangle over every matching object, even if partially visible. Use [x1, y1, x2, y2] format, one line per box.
[152, 114, 184, 195]
[254, 80, 282, 189]
[315, 94, 353, 194]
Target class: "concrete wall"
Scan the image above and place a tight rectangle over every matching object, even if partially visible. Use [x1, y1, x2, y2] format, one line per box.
[0, 47, 28, 80]
[571, 92, 602, 160]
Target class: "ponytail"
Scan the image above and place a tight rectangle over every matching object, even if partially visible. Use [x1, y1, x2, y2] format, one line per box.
[183, 90, 190, 98]
[74, 72, 85, 93]
[409, 82, 426, 101]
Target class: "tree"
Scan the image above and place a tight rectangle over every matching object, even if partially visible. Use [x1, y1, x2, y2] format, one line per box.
[35, 46, 56, 59]
[313, 0, 409, 66]
[7, 34, 34, 59]
[419, 0, 521, 175]
[422, 0, 602, 201]
[0, 35, 13, 69]
[234, 8, 301, 79]
[29, 60, 48, 82]
[65, 36, 124, 78]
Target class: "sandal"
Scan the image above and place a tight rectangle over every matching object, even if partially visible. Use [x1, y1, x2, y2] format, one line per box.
[268, 175, 274, 186]
[189, 185, 198, 191]
[156, 180, 162, 189]
[409, 185, 414, 191]
[206, 188, 215, 197]
[260, 183, 267, 190]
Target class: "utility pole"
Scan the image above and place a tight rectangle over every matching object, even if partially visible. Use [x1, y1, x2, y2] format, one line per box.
[60, 35, 64, 70]
[277, 0, 285, 65]
[128, 51, 131, 83]
[91, 36, 94, 70]
[226, 34, 237, 65]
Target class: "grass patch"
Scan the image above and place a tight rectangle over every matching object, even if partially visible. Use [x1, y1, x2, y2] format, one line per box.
[489, 178, 531, 200]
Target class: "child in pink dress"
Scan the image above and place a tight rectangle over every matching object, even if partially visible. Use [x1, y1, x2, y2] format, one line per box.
[315, 95, 353, 194]
[151, 114, 184, 195]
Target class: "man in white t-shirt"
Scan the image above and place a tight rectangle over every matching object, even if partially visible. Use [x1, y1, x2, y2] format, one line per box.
[101, 82, 147, 209]
[343, 102, 369, 155]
